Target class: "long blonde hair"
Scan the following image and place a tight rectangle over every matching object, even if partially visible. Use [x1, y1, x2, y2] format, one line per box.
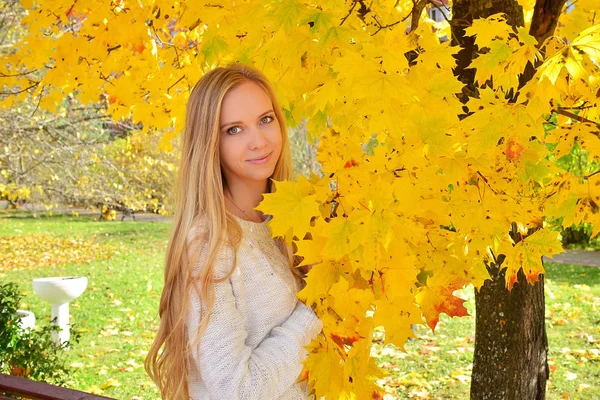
[144, 63, 302, 399]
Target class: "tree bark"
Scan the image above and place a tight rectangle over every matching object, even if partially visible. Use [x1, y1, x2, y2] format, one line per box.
[530, 0, 568, 45]
[470, 234, 549, 399]
[450, 0, 477, 106]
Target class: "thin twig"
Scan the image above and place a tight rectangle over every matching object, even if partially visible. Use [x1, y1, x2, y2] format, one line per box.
[0, 83, 38, 95]
[0, 69, 38, 77]
[167, 75, 186, 93]
[552, 108, 600, 127]
[340, 0, 358, 26]
[584, 170, 600, 180]
[476, 171, 499, 195]
[370, 14, 402, 36]
[30, 85, 44, 118]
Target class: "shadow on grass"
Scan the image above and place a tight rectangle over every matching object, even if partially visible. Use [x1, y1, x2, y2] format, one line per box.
[545, 261, 600, 286]
[0, 211, 170, 243]
[0, 211, 98, 221]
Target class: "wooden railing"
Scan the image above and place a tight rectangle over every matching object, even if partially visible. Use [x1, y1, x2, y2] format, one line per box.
[0, 374, 114, 400]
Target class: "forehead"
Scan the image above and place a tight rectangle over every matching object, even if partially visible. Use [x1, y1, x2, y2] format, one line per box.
[220, 80, 273, 123]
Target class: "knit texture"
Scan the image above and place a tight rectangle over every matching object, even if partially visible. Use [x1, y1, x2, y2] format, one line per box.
[186, 214, 323, 400]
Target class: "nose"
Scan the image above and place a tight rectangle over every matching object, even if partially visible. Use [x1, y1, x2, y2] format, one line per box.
[248, 126, 268, 150]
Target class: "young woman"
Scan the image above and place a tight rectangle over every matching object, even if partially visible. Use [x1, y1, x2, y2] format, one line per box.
[145, 63, 323, 400]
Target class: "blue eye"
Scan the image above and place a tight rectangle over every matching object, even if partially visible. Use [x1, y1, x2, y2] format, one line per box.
[227, 126, 241, 135]
[226, 115, 274, 135]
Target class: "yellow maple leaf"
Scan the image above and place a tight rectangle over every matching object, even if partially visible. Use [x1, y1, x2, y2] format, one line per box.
[464, 13, 513, 48]
[328, 276, 374, 319]
[320, 215, 359, 259]
[373, 297, 422, 349]
[301, 335, 345, 398]
[294, 235, 326, 267]
[416, 271, 470, 331]
[255, 176, 320, 241]
[503, 228, 565, 290]
[20, 0, 34, 9]
[297, 259, 343, 307]
[470, 40, 512, 86]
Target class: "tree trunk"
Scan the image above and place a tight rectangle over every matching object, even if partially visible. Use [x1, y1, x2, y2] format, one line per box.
[470, 254, 548, 399]
[448, 0, 564, 397]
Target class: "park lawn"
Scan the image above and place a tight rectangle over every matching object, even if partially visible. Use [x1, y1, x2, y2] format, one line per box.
[1, 213, 168, 399]
[1, 213, 599, 400]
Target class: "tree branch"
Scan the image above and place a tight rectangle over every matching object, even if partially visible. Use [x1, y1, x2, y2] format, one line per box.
[552, 108, 600, 127]
[408, 0, 428, 34]
[529, 0, 568, 45]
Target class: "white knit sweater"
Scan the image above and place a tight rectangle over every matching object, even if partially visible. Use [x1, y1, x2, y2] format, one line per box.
[185, 214, 323, 400]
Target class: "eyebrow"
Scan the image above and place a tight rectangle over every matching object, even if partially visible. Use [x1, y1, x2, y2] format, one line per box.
[220, 109, 274, 130]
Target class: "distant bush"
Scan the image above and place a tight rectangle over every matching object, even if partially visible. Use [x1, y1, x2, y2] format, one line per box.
[561, 222, 600, 249]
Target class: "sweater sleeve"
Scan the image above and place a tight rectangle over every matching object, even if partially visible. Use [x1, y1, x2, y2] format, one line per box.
[186, 226, 323, 400]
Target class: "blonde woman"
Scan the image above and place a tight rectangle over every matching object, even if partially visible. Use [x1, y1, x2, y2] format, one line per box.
[145, 63, 323, 400]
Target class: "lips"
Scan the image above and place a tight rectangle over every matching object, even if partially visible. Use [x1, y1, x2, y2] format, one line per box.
[248, 152, 272, 162]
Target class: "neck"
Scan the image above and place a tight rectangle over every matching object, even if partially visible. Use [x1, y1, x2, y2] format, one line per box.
[224, 180, 269, 222]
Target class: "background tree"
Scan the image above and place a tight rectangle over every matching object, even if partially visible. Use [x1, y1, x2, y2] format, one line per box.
[1, 0, 598, 398]
[446, 0, 591, 398]
[0, 94, 177, 214]
[0, 1, 177, 213]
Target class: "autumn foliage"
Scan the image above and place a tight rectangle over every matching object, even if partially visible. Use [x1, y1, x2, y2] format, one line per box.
[1, 0, 599, 397]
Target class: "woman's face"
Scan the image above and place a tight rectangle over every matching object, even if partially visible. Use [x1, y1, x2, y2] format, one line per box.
[218, 80, 282, 190]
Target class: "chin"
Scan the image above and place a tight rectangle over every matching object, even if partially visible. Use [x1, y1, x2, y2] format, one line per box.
[243, 166, 277, 180]
[248, 171, 276, 181]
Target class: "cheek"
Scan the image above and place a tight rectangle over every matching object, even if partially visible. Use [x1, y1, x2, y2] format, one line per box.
[218, 137, 227, 162]
[219, 136, 241, 167]
[269, 125, 283, 150]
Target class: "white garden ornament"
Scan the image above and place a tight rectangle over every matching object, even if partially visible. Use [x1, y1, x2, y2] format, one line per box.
[32, 276, 87, 345]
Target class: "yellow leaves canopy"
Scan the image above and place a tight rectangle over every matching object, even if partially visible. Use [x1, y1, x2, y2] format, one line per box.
[3, 1, 600, 398]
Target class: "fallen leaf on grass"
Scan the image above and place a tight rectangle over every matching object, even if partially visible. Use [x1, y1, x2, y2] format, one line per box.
[451, 370, 471, 384]
[567, 308, 581, 318]
[87, 385, 103, 395]
[409, 387, 430, 398]
[100, 377, 121, 389]
[577, 383, 591, 392]
[564, 371, 577, 381]
[420, 342, 440, 355]
[0, 235, 116, 272]
[125, 359, 142, 369]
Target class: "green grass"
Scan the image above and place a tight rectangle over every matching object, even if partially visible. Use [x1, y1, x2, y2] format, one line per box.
[1, 213, 168, 399]
[1, 212, 599, 399]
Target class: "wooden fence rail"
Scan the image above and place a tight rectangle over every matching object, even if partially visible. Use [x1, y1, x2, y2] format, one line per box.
[0, 374, 114, 400]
